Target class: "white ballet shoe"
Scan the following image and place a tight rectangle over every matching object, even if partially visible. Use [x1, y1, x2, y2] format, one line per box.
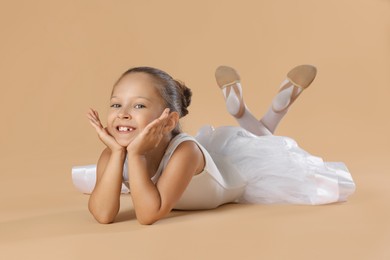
[272, 65, 317, 113]
[215, 66, 246, 118]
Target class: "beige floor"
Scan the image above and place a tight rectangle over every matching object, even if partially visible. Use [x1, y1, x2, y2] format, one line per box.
[1, 0, 390, 259]
[1, 155, 389, 259]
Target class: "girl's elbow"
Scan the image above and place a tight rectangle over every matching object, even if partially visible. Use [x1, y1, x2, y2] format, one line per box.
[136, 205, 173, 225]
[88, 206, 116, 224]
[137, 215, 158, 225]
[94, 214, 115, 224]
[136, 211, 164, 225]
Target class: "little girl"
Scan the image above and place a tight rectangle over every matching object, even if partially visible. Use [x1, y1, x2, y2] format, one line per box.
[76, 66, 355, 225]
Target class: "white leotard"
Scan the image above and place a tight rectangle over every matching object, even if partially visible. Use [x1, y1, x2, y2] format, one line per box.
[122, 133, 246, 210]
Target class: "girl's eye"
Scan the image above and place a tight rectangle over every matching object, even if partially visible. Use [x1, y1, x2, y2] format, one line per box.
[110, 104, 121, 108]
[134, 104, 146, 109]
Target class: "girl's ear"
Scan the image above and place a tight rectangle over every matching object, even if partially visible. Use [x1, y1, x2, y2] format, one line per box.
[164, 111, 179, 133]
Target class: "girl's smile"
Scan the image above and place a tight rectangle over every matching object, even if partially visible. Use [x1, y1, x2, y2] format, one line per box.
[116, 125, 136, 133]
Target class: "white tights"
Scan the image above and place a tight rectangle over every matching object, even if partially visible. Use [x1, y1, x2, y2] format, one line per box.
[222, 79, 301, 136]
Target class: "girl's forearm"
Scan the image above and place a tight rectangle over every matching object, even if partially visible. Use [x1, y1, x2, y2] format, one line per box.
[88, 150, 126, 224]
[127, 154, 165, 225]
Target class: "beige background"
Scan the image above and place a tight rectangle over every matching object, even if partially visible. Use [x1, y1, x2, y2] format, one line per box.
[1, 0, 389, 259]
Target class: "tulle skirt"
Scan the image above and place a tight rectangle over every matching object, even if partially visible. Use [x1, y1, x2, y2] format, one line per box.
[195, 126, 356, 205]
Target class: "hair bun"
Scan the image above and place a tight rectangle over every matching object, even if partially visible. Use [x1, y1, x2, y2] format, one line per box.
[174, 79, 192, 117]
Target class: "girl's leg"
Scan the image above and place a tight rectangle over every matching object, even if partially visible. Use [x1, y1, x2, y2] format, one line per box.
[215, 65, 317, 136]
[260, 65, 317, 133]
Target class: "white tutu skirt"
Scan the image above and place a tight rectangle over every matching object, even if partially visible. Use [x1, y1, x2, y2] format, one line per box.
[195, 126, 356, 205]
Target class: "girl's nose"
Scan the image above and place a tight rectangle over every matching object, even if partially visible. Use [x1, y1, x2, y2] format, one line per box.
[118, 108, 131, 119]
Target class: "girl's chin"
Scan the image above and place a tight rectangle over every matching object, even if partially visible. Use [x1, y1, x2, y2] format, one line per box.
[114, 137, 133, 148]
[116, 140, 131, 147]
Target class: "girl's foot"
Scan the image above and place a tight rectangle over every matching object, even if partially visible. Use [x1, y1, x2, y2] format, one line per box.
[272, 65, 317, 113]
[215, 66, 245, 118]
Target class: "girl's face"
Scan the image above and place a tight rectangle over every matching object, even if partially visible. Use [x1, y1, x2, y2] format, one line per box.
[107, 72, 166, 147]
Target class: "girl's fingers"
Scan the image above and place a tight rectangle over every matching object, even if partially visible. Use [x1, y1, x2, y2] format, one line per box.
[151, 109, 170, 130]
[88, 108, 98, 119]
[87, 109, 98, 121]
[87, 115, 102, 131]
[87, 110, 106, 134]
[158, 109, 170, 132]
[87, 114, 100, 128]
[94, 110, 102, 123]
[93, 111, 99, 120]
[159, 108, 170, 121]
[88, 108, 99, 119]
[95, 113, 104, 128]
[88, 120, 102, 133]
[87, 109, 104, 128]
[87, 108, 123, 150]
[146, 118, 165, 134]
[86, 114, 97, 125]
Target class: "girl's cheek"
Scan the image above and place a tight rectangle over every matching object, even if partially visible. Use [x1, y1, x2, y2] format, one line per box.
[107, 126, 115, 136]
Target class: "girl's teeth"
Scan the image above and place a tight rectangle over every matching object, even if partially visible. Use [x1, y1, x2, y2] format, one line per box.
[119, 126, 130, 132]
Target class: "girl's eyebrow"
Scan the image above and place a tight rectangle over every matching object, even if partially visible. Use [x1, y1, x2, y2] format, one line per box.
[110, 95, 152, 102]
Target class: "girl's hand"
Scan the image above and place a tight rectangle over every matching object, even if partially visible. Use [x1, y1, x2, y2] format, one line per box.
[127, 108, 170, 156]
[87, 108, 124, 152]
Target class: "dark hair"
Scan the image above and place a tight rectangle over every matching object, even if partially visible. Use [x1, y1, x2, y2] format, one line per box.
[114, 66, 192, 136]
